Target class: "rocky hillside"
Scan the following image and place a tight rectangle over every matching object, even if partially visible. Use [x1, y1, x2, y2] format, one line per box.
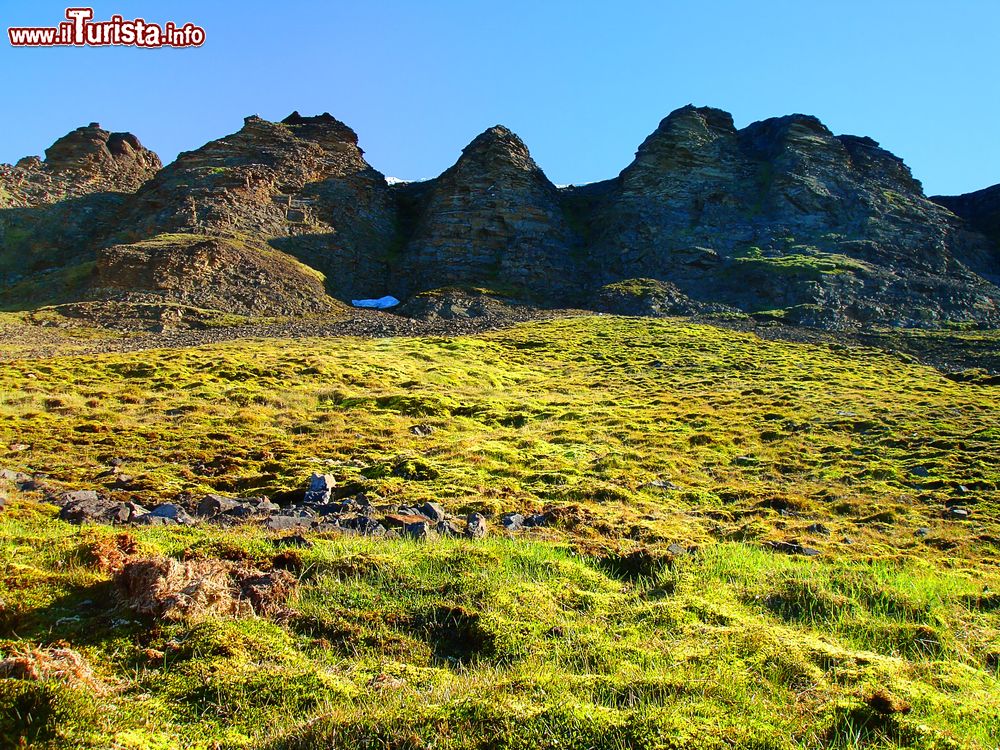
[0, 124, 161, 298]
[580, 106, 999, 326]
[393, 125, 583, 300]
[2, 107, 999, 327]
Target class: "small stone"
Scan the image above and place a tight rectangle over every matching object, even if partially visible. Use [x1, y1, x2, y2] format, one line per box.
[135, 514, 177, 526]
[196, 494, 241, 517]
[383, 513, 430, 529]
[666, 543, 687, 556]
[767, 540, 821, 557]
[339, 515, 386, 537]
[806, 522, 830, 535]
[523, 513, 549, 528]
[59, 490, 100, 505]
[436, 520, 461, 537]
[249, 497, 280, 514]
[909, 466, 930, 478]
[501, 512, 525, 531]
[947, 507, 971, 520]
[465, 512, 488, 539]
[915, 527, 931, 537]
[266, 515, 313, 531]
[149, 503, 195, 525]
[304, 473, 336, 504]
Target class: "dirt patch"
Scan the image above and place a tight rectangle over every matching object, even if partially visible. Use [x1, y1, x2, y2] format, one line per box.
[116, 556, 296, 620]
[0, 647, 106, 693]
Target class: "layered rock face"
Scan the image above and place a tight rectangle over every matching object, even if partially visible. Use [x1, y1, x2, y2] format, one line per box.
[933, 184, 1000, 268]
[582, 106, 1000, 326]
[2, 107, 999, 328]
[0, 123, 161, 209]
[394, 126, 582, 299]
[111, 112, 397, 300]
[0, 124, 162, 287]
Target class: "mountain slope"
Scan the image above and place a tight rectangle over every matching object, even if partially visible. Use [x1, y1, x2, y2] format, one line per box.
[580, 105, 1000, 326]
[2, 108, 999, 327]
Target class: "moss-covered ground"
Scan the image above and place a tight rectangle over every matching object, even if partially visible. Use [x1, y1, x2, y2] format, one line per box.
[0, 315, 998, 748]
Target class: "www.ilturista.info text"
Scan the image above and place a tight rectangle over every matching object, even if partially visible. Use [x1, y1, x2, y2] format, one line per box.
[8, 8, 205, 48]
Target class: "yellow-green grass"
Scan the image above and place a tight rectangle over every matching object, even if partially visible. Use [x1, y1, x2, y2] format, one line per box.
[0, 315, 998, 748]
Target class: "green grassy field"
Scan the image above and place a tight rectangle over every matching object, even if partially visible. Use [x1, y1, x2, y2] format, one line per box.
[0, 315, 998, 749]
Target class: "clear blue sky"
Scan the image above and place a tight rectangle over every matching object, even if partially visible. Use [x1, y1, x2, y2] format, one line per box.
[1, 0, 997, 195]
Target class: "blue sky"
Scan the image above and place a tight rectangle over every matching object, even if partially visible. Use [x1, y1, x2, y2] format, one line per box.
[1, 0, 997, 195]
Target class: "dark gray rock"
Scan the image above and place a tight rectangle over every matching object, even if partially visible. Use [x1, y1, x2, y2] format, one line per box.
[304, 473, 336, 504]
[266, 515, 314, 531]
[0, 469, 35, 489]
[501, 512, 525, 531]
[419, 501, 447, 523]
[272, 534, 313, 548]
[135, 514, 177, 526]
[403, 520, 433, 540]
[58, 490, 100, 506]
[149, 503, 195, 525]
[196, 493, 241, 517]
[523, 513, 549, 528]
[466, 512, 488, 539]
[339, 515, 386, 537]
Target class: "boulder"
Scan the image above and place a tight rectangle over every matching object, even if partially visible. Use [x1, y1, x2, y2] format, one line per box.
[304, 473, 336, 504]
[500, 512, 525, 531]
[419, 501, 447, 523]
[465, 513, 488, 539]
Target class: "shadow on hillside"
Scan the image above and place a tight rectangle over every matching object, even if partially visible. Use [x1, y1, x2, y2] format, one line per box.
[0, 192, 129, 311]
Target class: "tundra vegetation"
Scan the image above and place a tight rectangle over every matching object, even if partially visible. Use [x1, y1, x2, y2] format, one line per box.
[0, 315, 998, 749]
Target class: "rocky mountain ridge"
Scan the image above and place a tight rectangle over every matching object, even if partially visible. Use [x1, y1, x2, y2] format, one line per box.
[2, 106, 999, 328]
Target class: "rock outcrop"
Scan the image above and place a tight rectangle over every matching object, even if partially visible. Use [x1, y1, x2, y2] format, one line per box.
[94, 234, 335, 317]
[933, 184, 1000, 268]
[0, 124, 162, 292]
[112, 112, 397, 300]
[393, 126, 583, 300]
[580, 105, 1000, 327]
[0, 123, 161, 208]
[2, 107, 999, 328]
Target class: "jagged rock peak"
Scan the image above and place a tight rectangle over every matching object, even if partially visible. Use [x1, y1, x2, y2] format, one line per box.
[458, 125, 538, 171]
[236, 112, 361, 152]
[281, 111, 360, 146]
[660, 104, 737, 133]
[645, 105, 736, 139]
[631, 105, 737, 164]
[43, 122, 161, 176]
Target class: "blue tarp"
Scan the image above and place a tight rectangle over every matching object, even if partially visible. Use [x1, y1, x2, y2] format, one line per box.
[351, 295, 400, 309]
